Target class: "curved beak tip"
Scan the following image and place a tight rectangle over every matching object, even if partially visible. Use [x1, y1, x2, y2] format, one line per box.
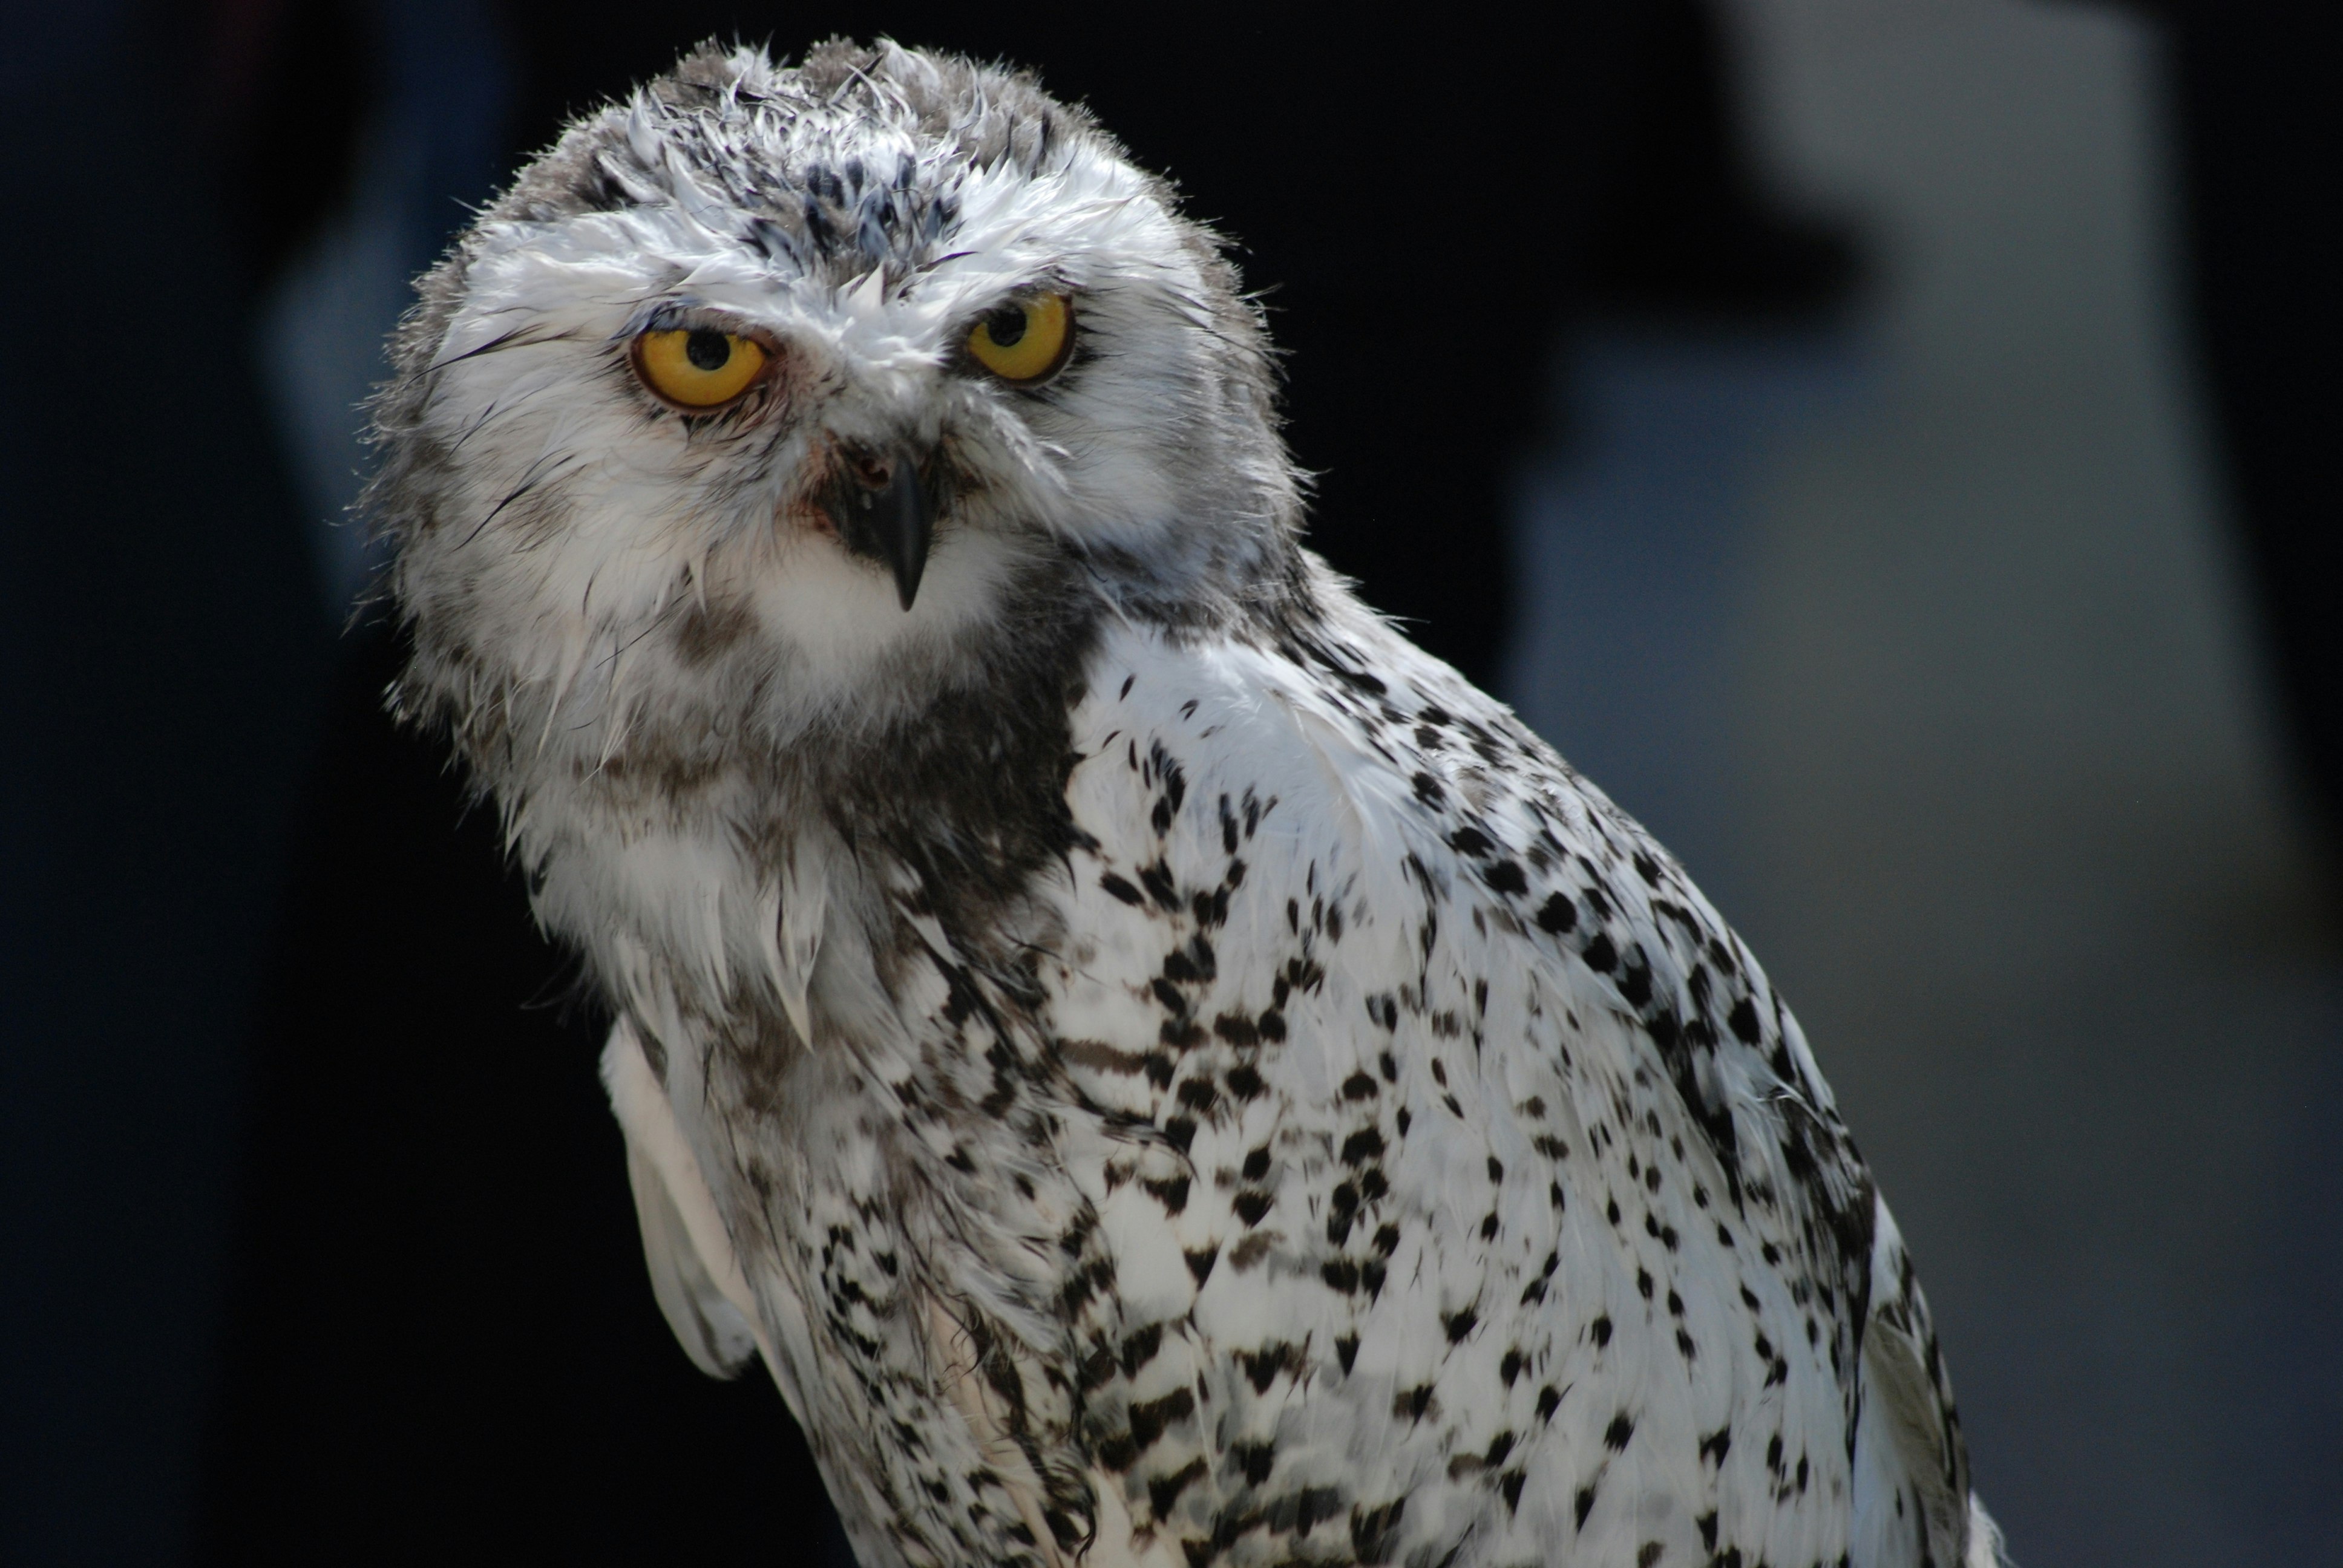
[891, 549, 927, 612]
[825, 451, 936, 612]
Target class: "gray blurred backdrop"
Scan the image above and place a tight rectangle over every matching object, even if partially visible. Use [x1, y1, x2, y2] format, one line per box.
[1511, 6, 2340, 1561]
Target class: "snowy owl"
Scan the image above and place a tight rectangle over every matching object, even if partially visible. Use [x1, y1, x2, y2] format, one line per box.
[373, 39, 2010, 1568]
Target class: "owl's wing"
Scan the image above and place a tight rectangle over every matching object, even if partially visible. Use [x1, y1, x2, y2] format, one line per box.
[601, 1019, 763, 1379]
[1032, 609, 1989, 1567]
[1853, 1200, 2014, 1568]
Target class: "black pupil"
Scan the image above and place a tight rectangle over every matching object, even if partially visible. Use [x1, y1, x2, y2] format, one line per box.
[984, 306, 1028, 348]
[684, 330, 731, 371]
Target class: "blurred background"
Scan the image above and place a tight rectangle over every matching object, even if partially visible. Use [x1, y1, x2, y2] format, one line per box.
[2, 1, 2335, 1563]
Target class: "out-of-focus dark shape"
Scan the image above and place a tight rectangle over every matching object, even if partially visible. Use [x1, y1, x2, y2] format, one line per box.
[206, 0, 372, 284]
[1573, 0, 1864, 321]
[221, 0, 511, 608]
[2169, 5, 2343, 869]
[0, 7, 329, 1561]
[197, 632, 853, 1565]
[2163, 7, 2343, 1557]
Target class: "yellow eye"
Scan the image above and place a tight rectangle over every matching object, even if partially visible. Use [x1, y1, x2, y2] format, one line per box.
[966, 293, 1073, 382]
[632, 328, 768, 409]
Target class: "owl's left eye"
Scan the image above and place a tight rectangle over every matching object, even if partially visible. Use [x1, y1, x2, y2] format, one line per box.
[632, 327, 769, 410]
[966, 293, 1074, 384]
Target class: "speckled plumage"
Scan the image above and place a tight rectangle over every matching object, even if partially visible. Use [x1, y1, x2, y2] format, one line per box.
[373, 39, 2011, 1568]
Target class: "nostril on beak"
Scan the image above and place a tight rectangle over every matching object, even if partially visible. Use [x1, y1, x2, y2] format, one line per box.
[848, 451, 893, 490]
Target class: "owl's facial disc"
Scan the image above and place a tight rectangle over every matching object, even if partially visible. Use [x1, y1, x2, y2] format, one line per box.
[379, 40, 1304, 739]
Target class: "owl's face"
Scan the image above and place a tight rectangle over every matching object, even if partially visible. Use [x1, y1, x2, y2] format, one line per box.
[376, 41, 1294, 755]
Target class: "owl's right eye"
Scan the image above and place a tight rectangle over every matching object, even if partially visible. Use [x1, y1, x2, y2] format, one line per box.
[632, 328, 769, 410]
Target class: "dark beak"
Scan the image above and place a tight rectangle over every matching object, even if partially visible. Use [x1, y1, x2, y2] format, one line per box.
[822, 444, 936, 610]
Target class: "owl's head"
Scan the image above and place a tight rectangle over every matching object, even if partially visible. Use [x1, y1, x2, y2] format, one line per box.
[373, 40, 1300, 765]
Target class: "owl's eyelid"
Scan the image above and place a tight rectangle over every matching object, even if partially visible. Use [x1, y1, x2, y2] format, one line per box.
[626, 310, 783, 356]
[959, 283, 1076, 329]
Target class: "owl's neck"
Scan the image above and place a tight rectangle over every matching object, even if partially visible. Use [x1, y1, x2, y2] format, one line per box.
[407, 517, 1320, 1039]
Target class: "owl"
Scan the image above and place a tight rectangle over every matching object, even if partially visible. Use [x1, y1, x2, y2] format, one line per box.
[373, 39, 2011, 1568]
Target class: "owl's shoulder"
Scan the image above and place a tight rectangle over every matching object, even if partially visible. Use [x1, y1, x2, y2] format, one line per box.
[1049, 607, 1862, 1218]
